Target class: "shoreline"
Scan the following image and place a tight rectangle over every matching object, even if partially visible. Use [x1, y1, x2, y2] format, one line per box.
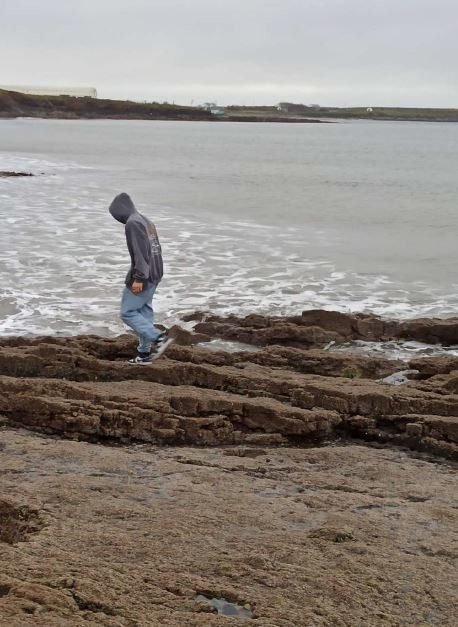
[2, 89, 458, 123]
[2, 113, 458, 123]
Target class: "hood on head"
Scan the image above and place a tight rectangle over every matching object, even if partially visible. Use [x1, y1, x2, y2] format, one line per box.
[109, 193, 137, 224]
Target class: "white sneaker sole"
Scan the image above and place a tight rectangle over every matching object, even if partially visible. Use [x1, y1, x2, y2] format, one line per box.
[150, 337, 175, 361]
[128, 359, 154, 366]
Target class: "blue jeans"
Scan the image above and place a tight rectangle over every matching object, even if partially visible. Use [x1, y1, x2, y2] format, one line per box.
[120, 282, 161, 353]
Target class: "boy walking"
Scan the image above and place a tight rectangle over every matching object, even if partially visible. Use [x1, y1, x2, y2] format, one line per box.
[109, 193, 173, 364]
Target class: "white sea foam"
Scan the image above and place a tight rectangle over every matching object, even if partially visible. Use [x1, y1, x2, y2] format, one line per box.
[1, 120, 457, 350]
[331, 340, 458, 361]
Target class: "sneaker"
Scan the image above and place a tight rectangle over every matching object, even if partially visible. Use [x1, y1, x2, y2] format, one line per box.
[152, 333, 174, 359]
[127, 334, 174, 365]
[128, 354, 154, 365]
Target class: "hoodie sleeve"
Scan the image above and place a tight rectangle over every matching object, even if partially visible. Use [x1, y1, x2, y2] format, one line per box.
[125, 220, 150, 282]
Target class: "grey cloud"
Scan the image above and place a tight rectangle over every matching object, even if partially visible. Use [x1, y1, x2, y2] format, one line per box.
[1, 0, 456, 106]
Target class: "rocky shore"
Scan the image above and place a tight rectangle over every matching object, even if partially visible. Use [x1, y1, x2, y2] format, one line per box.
[1, 310, 456, 457]
[223, 116, 327, 123]
[0, 310, 456, 625]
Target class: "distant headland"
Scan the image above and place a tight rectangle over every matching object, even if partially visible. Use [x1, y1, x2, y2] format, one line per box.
[0, 88, 212, 121]
[0, 88, 457, 122]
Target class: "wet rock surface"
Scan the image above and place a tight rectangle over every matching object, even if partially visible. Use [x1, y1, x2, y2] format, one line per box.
[0, 310, 456, 457]
[0, 171, 34, 178]
[194, 310, 458, 348]
[0, 500, 44, 545]
[0, 310, 457, 625]
[0, 430, 456, 626]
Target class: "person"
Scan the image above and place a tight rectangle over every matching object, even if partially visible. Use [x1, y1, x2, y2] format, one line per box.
[109, 192, 173, 364]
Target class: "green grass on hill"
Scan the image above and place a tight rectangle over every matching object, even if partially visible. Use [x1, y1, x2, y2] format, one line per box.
[225, 103, 458, 121]
[0, 89, 212, 121]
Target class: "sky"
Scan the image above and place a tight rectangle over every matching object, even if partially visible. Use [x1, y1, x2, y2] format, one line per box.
[1, 0, 456, 107]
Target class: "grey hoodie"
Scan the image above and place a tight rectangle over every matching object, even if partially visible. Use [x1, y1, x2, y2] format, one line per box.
[109, 193, 163, 287]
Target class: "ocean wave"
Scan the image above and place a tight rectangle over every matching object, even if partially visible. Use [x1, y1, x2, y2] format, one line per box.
[1, 152, 457, 341]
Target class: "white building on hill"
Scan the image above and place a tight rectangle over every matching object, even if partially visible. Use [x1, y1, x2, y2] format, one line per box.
[0, 85, 97, 98]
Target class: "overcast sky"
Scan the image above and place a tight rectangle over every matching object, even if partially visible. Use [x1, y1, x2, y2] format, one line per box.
[1, 0, 456, 107]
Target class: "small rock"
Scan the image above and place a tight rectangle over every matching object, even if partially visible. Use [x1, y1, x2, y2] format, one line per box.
[406, 423, 423, 437]
[0, 171, 34, 178]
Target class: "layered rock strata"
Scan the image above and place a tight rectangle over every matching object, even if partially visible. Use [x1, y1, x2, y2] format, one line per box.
[0, 310, 456, 457]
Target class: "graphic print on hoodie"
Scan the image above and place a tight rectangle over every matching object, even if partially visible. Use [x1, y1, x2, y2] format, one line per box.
[109, 193, 164, 287]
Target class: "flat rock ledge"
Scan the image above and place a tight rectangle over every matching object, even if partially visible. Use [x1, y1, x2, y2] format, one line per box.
[0, 310, 456, 458]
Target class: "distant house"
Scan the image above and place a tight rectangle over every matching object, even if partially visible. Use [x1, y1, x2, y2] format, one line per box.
[202, 102, 217, 111]
[0, 85, 97, 98]
[200, 102, 224, 116]
[366, 107, 374, 113]
[277, 102, 289, 113]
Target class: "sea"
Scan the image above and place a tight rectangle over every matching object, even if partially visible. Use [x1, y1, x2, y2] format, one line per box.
[0, 117, 457, 357]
